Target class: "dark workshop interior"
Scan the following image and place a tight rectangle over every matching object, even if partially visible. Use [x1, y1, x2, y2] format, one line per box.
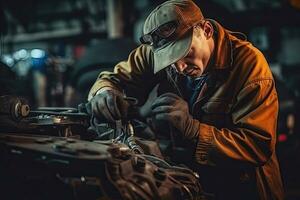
[1, 0, 300, 199]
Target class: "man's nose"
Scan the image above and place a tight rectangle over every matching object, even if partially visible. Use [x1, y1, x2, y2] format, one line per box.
[175, 60, 187, 73]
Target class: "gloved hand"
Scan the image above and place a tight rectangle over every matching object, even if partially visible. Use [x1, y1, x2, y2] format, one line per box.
[151, 93, 200, 140]
[89, 89, 130, 122]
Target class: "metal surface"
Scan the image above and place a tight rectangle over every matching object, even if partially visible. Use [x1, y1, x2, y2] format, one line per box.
[0, 95, 206, 199]
[0, 133, 204, 200]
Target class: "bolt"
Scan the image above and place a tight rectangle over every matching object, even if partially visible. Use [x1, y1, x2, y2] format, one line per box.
[132, 156, 146, 171]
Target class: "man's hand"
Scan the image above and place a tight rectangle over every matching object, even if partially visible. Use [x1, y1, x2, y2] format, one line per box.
[89, 89, 130, 122]
[151, 93, 200, 139]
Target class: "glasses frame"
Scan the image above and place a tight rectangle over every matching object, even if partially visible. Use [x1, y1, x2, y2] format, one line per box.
[140, 21, 179, 48]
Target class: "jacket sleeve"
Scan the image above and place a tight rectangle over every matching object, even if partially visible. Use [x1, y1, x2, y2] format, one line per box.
[194, 77, 278, 167]
[88, 44, 158, 104]
[194, 40, 279, 168]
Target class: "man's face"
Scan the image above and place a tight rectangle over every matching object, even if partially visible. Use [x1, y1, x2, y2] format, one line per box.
[173, 27, 213, 78]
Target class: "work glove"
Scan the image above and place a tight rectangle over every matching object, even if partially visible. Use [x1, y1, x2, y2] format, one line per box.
[151, 93, 200, 140]
[89, 89, 130, 122]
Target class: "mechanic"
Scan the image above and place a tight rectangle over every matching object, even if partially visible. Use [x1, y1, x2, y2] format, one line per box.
[88, 0, 284, 199]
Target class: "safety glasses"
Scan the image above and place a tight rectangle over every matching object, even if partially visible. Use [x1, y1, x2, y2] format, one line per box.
[140, 21, 178, 49]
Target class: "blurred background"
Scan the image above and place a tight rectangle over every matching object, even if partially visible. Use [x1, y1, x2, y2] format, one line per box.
[0, 0, 300, 198]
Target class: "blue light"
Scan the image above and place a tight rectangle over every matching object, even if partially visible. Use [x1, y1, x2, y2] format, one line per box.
[31, 49, 46, 59]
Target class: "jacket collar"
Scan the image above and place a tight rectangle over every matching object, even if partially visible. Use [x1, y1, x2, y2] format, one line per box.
[208, 19, 234, 70]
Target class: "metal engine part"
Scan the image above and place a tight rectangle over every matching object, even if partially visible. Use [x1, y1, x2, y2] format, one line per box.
[0, 95, 30, 120]
[0, 97, 90, 138]
[0, 96, 206, 199]
[0, 133, 205, 200]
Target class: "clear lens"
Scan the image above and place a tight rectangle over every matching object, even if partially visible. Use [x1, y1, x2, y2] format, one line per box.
[155, 21, 177, 38]
[140, 21, 177, 48]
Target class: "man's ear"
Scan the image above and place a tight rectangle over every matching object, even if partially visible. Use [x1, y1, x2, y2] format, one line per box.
[202, 21, 214, 39]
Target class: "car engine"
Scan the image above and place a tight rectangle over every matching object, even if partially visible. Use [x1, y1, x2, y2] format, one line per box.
[0, 95, 206, 200]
